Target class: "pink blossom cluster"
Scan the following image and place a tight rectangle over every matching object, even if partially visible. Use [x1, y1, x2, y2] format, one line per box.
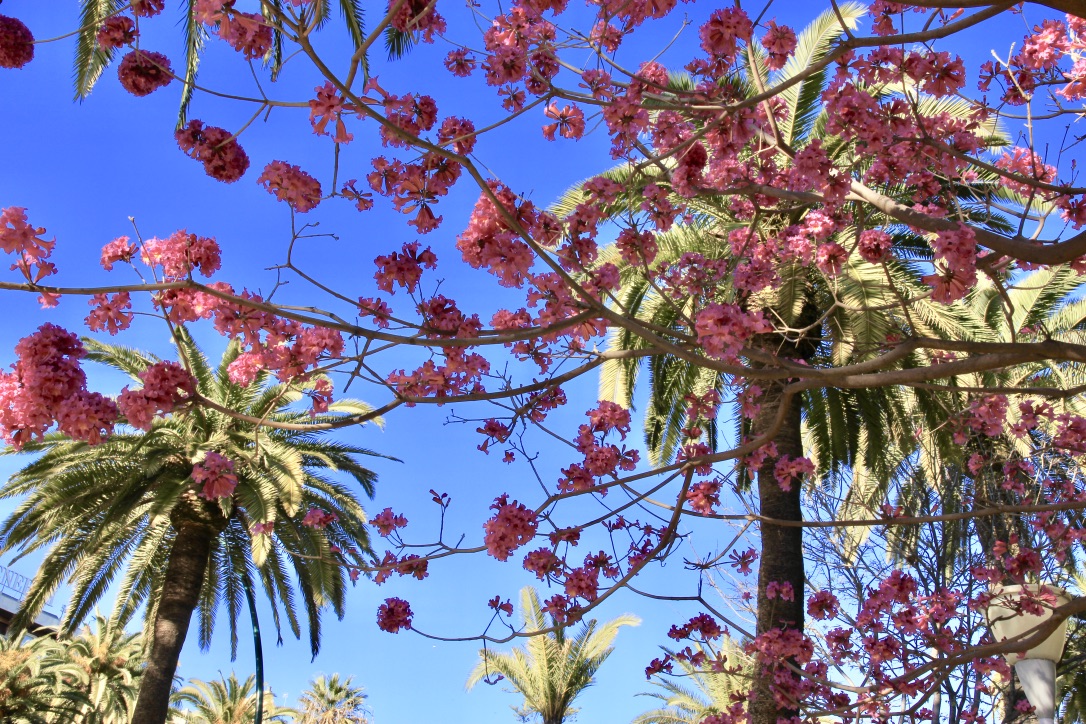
[96, 16, 137, 50]
[694, 303, 771, 361]
[0, 324, 117, 448]
[1, 207, 57, 294]
[559, 403, 639, 494]
[376, 597, 413, 633]
[117, 50, 173, 96]
[372, 507, 408, 537]
[373, 241, 437, 294]
[922, 226, 977, 304]
[140, 230, 222, 280]
[773, 455, 814, 492]
[175, 121, 250, 183]
[373, 550, 428, 584]
[258, 161, 323, 213]
[85, 293, 133, 335]
[310, 82, 357, 144]
[456, 182, 536, 287]
[131, 0, 165, 17]
[483, 494, 537, 560]
[194, 0, 272, 60]
[192, 450, 238, 500]
[116, 361, 197, 430]
[0, 14, 34, 69]
[302, 507, 338, 529]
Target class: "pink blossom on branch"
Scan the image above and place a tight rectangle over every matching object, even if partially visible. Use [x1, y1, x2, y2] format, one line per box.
[117, 50, 173, 96]
[0, 15, 34, 69]
[483, 494, 537, 560]
[376, 597, 413, 633]
[116, 361, 197, 431]
[258, 161, 323, 213]
[192, 450, 238, 500]
[176, 121, 250, 183]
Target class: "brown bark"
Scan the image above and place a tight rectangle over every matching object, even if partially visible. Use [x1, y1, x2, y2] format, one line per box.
[749, 379, 807, 724]
[131, 498, 223, 724]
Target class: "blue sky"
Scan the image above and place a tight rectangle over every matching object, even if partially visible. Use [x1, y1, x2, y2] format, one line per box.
[0, 1, 1057, 722]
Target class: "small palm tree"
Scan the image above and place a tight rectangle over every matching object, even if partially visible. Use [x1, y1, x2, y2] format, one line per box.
[0, 328, 386, 723]
[0, 633, 86, 723]
[633, 640, 752, 724]
[64, 612, 146, 723]
[297, 673, 371, 724]
[170, 673, 294, 724]
[467, 586, 639, 724]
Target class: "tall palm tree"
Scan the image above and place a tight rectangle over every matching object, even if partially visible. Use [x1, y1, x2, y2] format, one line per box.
[466, 586, 639, 724]
[0, 328, 385, 723]
[170, 673, 295, 724]
[547, 6, 1037, 722]
[632, 639, 752, 724]
[0, 633, 87, 723]
[64, 612, 146, 723]
[297, 673, 371, 724]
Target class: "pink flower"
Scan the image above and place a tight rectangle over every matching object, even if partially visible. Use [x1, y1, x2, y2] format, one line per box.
[542, 104, 586, 141]
[310, 82, 354, 143]
[762, 20, 796, 70]
[96, 16, 137, 50]
[685, 480, 720, 514]
[858, 229, 892, 263]
[807, 590, 840, 620]
[116, 361, 197, 431]
[85, 293, 134, 335]
[131, 0, 165, 17]
[376, 597, 413, 632]
[302, 507, 338, 529]
[100, 236, 138, 270]
[55, 391, 117, 446]
[141, 230, 221, 279]
[192, 451, 237, 500]
[175, 121, 250, 183]
[523, 548, 561, 579]
[444, 49, 476, 77]
[699, 7, 752, 60]
[258, 161, 323, 213]
[0, 15, 34, 69]
[815, 242, 848, 276]
[117, 50, 173, 96]
[251, 521, 275, 535]
[0, 324, 112, 448]
[373, 507, 408, 536]
[483, 494, 538, 560]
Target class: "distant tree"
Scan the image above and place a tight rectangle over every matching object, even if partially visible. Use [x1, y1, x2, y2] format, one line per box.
[467, 587, 639, 724]
[0, 633, 86, 723]
[297, 673, 371, 724]
[170, 673, 294, 724]
[64, 612, 145, 723]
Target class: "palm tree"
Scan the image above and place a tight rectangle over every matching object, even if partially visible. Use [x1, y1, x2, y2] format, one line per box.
[0, 633, 87, 723]
[633, 639, 752, 724]
[466, 586, 639, 724]
[0, 328, 385, 723]
[547, 6, 1038, 722]
[170, 673, 295, 724]
[64, 612, 146, 723]
[297, 673, 371, 724]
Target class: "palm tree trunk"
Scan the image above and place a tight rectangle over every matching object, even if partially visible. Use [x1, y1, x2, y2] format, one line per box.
[131, 518, 214, 723]
[749, 379, 806, 724]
